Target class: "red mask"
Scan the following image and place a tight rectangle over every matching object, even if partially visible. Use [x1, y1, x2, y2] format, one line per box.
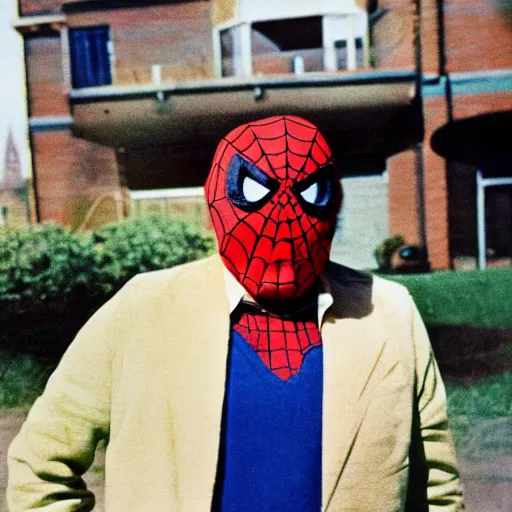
[205, 115, 342, 301]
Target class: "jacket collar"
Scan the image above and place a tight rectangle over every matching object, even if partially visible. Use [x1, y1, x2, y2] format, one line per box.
[222, 266, 333, 326]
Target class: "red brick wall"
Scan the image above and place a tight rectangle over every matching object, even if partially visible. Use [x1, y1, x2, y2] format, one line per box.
[445, 0, 512, 72]
[421, 93, 512, 270]
[25, 34, 69, 117]
[67, 2, 214, 84]
[423, 95, 451, 269]
[372, 0, 416, 70]
[32, 130, 120, 226]
[446, 92, 512, 264]
[20, 0, 63, 15]
[420, 0, 512, 74]
[387, 149, 421, 245]
[417, 0, 512, 269]
[421, 0, 441, 74]
[452, 92, 512, 119]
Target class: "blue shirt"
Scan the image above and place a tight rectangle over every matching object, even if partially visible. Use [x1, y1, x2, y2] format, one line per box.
[216, 328, 323, 512]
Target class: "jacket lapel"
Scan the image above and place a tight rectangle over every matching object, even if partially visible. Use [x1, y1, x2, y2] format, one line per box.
[161, 255, 231, 509]
[320, 266, 389, 511]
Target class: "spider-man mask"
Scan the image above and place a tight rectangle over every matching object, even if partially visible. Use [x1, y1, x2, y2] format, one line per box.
[205, 115, 342, 301]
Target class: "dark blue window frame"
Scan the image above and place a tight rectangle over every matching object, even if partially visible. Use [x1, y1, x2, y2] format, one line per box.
[69, 26, 112, 88]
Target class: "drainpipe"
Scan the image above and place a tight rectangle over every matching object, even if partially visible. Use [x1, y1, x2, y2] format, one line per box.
[436, 0, 454, 268]
[414, 0, 428, 249]
[437, 0, 453, 122]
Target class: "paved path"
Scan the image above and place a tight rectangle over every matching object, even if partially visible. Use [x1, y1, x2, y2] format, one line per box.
[455, 417, 512, 512]
[1, 409, 511, 511]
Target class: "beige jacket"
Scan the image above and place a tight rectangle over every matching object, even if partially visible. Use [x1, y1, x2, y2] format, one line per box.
[7, 255, 463, 511]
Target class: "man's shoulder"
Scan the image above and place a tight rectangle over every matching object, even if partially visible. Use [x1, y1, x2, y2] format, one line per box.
[325, 261, 411, 317]
[101, 254, 223, 318]
[125, 254, 221, 294]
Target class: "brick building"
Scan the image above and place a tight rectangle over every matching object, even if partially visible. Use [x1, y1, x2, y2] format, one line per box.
[13, 0, 512, 269]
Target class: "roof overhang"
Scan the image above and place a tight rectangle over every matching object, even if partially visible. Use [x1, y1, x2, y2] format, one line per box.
[71, 72, 421, 153]
[63, 0, 202, 13]
[431, 110, 512, 173]
[211, 0, 367, 26]
[70, 71, 423, 188]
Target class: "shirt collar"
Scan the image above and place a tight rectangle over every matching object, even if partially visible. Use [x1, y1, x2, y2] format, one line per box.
[223, 267, 333, 326]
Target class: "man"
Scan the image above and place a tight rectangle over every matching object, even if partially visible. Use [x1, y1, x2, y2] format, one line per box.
[8, 116, 463, 511]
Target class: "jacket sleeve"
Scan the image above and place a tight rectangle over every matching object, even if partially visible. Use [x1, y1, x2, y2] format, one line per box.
[408, 298, 464, 512]
[6, 284, 127, 511]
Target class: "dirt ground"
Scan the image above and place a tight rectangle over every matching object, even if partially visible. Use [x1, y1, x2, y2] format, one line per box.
[1, 409, 511, 512]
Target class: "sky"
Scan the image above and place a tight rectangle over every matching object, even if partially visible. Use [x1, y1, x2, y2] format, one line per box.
[0, 0, 31, 180]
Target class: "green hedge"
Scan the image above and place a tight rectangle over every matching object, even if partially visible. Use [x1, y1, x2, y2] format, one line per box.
[0, 216, 215, 357]
[90, 215, 215, 297]
[0, 225, 94, 304]
[386, 268, 512, 329]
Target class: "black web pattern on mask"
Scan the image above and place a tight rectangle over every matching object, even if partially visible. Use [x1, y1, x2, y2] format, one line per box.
[232, 300, 322, 381]
[206, 116, 337, 298]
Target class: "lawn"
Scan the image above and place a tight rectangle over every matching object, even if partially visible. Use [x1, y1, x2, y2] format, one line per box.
[386, 267, 512, 329]
[445, 371, 512, 418]
[446, 372, 512, 458]
[0, 349, 55, 409]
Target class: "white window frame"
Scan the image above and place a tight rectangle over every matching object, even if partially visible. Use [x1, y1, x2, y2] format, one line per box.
[129, 187, 205, 201]
[212, 21, 252, 79]
[476, 170, 512, 269]
[323, 13, 369, 72]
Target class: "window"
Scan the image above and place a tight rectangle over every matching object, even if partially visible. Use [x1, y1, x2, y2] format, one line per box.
[334, 39, 347, 69]
[483, 184, 512, 267]
[324, 15, 368, 71]
[355, 37, 365, 68]
[69, 26, 112, 88]
[253, 17, 323, 52]
[474, 169, 512, 269]
[214, 12, 369, 78]
[334, 37, 365, 70]
[252, 17, 324, 74]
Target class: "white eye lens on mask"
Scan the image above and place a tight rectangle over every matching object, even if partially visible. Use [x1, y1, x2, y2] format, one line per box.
[243, 176, 270, 202]
[300, 182, 319, 204]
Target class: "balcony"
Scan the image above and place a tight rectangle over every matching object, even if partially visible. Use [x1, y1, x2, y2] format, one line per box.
[66, 0, 422, 189]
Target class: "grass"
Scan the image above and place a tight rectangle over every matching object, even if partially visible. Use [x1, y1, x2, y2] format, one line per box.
[445, 372, 512, 418]
[0, 350, 55, 409]
[445, 372, 512, 457]
[386, 267, 512, 328]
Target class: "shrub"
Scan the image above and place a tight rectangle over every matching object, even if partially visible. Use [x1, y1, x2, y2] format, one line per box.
[373, 234, 405, 273]
[90, 215, 215, 296]
[0, 216, 215, 358]
[0, 224, 95, 306]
